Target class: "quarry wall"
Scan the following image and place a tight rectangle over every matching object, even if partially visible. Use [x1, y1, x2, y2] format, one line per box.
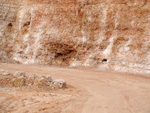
[0, 0, 150, 74]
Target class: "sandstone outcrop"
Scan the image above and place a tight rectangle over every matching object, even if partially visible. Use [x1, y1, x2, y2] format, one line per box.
[0, 0, 150, 74]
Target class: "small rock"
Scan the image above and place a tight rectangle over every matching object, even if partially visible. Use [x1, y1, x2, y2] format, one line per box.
[34, 77, 47, 86]
[0, 69, 11, 76]
[50, 79, 66, 89]
[12, 76, 26, 87]
[0, 69, 5, 73]
[43, 75, 53, 82]
[14, 71, 26, 78]
[26, 74, 37, 86]
[2, 72, 10, 76]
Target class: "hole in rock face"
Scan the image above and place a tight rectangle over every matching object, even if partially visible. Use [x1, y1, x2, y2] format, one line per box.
[56, 53, 63, 57]
[18, 51, 24, 54]
[102, 59, 107, 62]
[46, 42, 77, 65]
[8, 23, 13, 27]
[22, 22, 31, 34]
[23, 22, 30, 27]
[54, 50, 77, 66]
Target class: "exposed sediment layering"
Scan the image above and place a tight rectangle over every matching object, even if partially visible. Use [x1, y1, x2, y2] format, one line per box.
[0, 0, 150, 74]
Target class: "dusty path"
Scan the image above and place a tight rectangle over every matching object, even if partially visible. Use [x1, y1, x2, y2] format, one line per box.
[0, 63, 150, 113]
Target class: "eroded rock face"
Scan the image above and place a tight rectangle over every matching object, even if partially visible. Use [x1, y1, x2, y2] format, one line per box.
[0, 0, 150, 74]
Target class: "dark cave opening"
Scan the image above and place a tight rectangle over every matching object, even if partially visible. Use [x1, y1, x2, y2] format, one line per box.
[8, 23, 13, 27]
[23, 22, 30, 27]
[102, 59, 107, 62]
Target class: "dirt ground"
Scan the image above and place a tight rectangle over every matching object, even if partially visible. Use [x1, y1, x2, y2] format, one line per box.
[0, 63, 150, 113]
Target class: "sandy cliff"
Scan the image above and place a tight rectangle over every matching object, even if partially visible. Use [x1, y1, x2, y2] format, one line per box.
[0, 0, 150, 74]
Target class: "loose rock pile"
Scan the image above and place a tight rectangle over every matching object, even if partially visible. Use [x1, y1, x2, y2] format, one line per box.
[0, 69, 66, 89]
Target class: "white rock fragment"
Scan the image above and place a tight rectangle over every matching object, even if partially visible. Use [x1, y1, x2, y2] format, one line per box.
[0, 69, 11, 76]
[50, 79, 66, 89]
[14, 71, 26, 78]
[0, 69, 5, 73]
[2, 72, 10, 76]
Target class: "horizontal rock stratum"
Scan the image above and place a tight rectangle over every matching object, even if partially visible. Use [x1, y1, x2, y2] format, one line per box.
[0, 0, 150, 74]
